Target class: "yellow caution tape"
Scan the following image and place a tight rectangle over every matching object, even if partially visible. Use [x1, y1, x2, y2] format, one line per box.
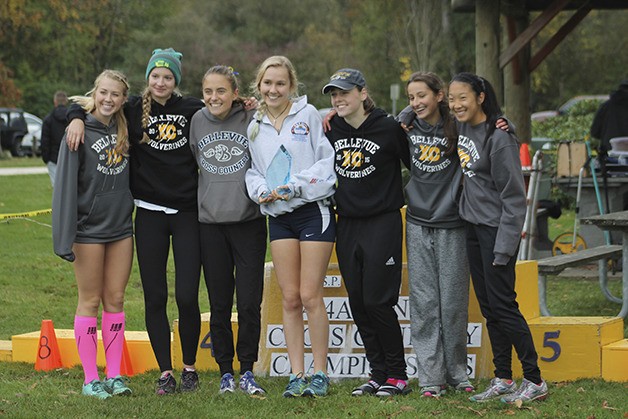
[0, 209, 52, 220]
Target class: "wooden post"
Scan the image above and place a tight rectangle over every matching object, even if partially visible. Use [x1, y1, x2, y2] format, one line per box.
[475, 0, 502, 101]
[503, 5, 532, 143]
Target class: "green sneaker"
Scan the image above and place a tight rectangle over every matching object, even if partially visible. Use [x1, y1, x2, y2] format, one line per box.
[82, 379, 111, 399]
[104, 376, 132, 396]
[469, 377, 516, 402]
[282, 373, 307, 398]
[302, 371, 329, 397]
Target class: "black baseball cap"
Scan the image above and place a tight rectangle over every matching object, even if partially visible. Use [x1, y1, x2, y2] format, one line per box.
[322, 68, 366, 94]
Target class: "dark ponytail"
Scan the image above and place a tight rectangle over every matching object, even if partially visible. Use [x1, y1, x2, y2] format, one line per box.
[450, 72, 503, 141]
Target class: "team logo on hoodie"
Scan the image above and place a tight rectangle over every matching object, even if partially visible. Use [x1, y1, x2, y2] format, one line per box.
[457, 134, 480, 178]
[91, 134, 128, 175]
[145, 114, 189, 151]
[291, 122, 310, 142]
[333, 137, 380, 179]
[409, 134, 452, 173]
[197, 130, 249, 175]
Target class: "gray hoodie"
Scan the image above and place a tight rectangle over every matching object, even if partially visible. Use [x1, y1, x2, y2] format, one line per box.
[189, 104, 262, 224]
[52, 113, 133, 261]
[457, 122, 525, 265]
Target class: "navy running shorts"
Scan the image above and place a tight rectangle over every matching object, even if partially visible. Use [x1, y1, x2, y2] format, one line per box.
[269, 201, 336, 242]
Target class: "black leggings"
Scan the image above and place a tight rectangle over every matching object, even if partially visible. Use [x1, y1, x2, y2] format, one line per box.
[466, 223, 541, 383]
[200, 218, 267, 375]
[135, 207, 201, 372]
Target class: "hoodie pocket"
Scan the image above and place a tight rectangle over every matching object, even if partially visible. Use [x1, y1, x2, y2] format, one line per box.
[79, 190, 133, 237]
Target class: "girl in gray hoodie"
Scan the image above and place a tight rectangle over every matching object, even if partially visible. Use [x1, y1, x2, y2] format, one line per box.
[449, 72, 547, 405]
[52, 69, 133, 399]
[188, 65, 266, 395]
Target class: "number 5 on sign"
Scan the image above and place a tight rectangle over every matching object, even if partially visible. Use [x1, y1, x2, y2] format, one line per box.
[540, 330, 561, 362]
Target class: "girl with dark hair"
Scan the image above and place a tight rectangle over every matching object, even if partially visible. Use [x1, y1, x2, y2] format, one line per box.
[448, 72, 548, 404]
[323, 68, 411, 397]
[402, 71, 473, 398]
[189, 65, 266, 395]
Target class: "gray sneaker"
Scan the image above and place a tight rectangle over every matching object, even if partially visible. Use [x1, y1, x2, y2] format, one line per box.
[469, 377, 516, 402]
[501, 378, 548, 404]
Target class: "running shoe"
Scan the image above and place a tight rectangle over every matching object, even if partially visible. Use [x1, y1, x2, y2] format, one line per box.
[351, 380, 380, 396]
[103, 376, 132, 396]
[453, 380, 475, 393]
[156, 373, 177, 395]
[219, 372, 236, 394]
[282, 373, 307, 398]
[180, 369, 199, 392]
[302, 371, 329, 397]
[239, 371, 266, 395]
[469, 377, 516, 402]
[82, 379, 112, 399]
[501, 378, 548, 404]
[375, 378, 412, 397]
[421, 385, 446, 398]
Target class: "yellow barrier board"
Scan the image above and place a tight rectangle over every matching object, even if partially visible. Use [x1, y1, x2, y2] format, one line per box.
[172, 312, 239, 371]
[602, 339, 628, 382]
[0, 340, 12, 362]
[524, 317, 624, 381]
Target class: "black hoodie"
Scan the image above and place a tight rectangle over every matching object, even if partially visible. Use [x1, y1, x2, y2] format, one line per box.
[591, 85, 628, 153]
[41, 105, 68, 164]
[68, 94, 203, 211]
[325, 108, 410, 218]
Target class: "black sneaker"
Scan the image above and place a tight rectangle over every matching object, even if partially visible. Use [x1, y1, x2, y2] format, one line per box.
[156, 373, 177, 395]
[352, 380, 381, 396]
[180, 369, 199, 392]
[375, 378, 412, 397]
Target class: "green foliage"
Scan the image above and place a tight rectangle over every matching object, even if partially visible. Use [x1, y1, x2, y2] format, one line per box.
[532, 99, 602, 144]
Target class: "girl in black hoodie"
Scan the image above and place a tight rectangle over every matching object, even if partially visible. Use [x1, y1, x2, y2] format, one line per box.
[323, 68, 411, 397]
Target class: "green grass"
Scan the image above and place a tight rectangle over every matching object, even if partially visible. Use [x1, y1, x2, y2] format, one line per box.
[1, 163, 627, 418]
[0, 363, 626, 418]
[0, 155, 45, 168]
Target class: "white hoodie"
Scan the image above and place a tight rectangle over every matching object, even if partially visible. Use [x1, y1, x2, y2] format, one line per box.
[245, 95, 336, 217]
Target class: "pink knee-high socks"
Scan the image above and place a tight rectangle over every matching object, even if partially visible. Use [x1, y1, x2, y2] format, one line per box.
[102, 311, 125, 379]
[74, 311, 125, 384]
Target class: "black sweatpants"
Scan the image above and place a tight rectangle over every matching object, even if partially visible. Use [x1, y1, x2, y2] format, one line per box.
[135, 207, 201, 372]
[200, 218, 267, 376]
[466, 223, 542, 383]
[336, 210, 407, 383]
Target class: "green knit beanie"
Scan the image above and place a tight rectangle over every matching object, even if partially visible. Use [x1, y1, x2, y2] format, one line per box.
[145, 48, 183, 86]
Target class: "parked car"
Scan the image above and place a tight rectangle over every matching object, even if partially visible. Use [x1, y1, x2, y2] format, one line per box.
[22, 112, 43, 157]
[531, 95, 609, 122]
[0, 108, 29, 157]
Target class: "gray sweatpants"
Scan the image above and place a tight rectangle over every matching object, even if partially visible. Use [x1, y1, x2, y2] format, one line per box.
[407, 223, 470, 387]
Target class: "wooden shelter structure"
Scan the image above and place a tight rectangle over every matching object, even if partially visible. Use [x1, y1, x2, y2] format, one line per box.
[452, 0, 628, 142]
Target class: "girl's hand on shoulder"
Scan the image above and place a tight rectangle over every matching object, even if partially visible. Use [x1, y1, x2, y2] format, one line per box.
[496, 118, 509, 132]
[244, 97, 259, 111]
[66, 119, 85, 151]
[322, 108, 337, 132]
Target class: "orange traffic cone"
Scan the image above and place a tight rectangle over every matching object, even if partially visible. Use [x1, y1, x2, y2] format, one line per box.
[104, 337, 134, 377]
[120, 337, 134, 377]
[520, 143, 532, 168]
[34, 319, 63, 371]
